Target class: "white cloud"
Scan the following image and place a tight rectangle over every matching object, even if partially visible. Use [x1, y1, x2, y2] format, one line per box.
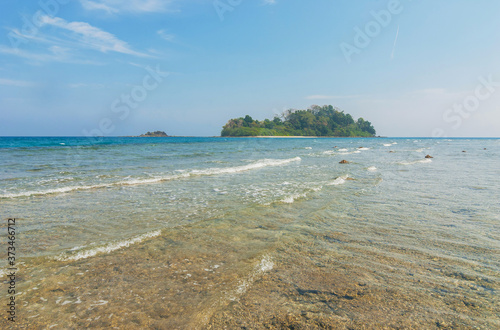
[80, 0, 173, 14]
[0, 45, 104, 65]
[157, 29, 175, 42]
[80, 0, 119, 14]
[306, 95, 333, 100]
[0, 78, 35, 87]
[68, 83, 105, 88]
[1, 45, 64, 62]
[39, 16, 150, 57]
[306, 94, 363, 100]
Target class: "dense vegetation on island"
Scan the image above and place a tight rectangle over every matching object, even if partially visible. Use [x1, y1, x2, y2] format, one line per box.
[139, 131, 168, 137]
[221, 105, 376, 137]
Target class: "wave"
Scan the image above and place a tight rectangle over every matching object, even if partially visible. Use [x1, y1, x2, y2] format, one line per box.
[0, 157, 301, 198]
[269, 184, 323, 205]
[398, 159, 432, 165]
[190, 157, 301, 176]
[358, 147, 370, 151]
[281, 193, 307, 204]
[0, 177, 183, 198]
[367, 166, 377, 172]
[383, 144, 392, 147]
[55, 230, 162, 262]
[337, 149, 361, 155]
[328, 175, 349, 185]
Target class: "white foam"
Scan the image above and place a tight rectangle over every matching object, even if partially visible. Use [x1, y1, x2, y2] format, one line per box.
[358, 147, 370, 151]
[392, 142, 398, 145]
[305, 147, 312, 149]
[323, 150, 335, 155]
[231, 255, 274, 300]
[338, 149, 361, 155]
[328, 175, 349, 185]
[383, 144, 392, 147]
[55, 230, 161, 261]
[367, 166, 377, 172]
[1, 157, 301, 198]
[281, 193, 306, 204]
[191, 157, 301, 176]
[398, 159, 432, 165]
[0, 177, 179, 199]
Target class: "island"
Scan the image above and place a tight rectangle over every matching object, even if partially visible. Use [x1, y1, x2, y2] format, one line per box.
[221, 105, 376, 137]
[139, 131, 169, 137]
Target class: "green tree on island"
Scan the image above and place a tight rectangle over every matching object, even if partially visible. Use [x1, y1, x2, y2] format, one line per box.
[221, 105, 376, 137]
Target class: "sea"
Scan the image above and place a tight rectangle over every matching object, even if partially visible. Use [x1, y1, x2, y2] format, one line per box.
[0, 136, 499, 328]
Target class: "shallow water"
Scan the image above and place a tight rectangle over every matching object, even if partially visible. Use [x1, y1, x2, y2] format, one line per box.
[1, 137, 499, 328]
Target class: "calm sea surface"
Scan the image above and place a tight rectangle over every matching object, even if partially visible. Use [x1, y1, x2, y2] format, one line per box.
[1, 137, 499, 328]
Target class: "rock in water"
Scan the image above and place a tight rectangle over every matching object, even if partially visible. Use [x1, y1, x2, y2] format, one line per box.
[339, 160, 349, 164]
[139, 131, 168, 137]
[425, 155, 433, 158]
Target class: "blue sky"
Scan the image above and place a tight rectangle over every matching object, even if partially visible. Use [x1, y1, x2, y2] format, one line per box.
[1, 0, 499, 137]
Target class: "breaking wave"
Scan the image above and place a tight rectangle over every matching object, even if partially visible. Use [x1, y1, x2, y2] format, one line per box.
[328, 175, 350, 185]
[1, 157, 302, 198]
[55, 230, 162, 261]
[398, 159, 432, 165]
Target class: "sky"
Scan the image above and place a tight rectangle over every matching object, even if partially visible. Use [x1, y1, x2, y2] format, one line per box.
[0, 0, 499, 137]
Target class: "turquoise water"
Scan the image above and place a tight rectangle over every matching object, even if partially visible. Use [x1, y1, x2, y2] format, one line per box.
[1, 137, 499, 328]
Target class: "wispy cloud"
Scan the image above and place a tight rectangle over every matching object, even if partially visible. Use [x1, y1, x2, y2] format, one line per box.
[306, 94, 363, 100]
[0, 45, 75, 63]
[0, 78, 35, 87]
[80, 0, 174, 14]
[68, 83, 105, 88]
[80, 0, 119, 14]
[157, 29, 175, 42]
[39, 16, 150, 57]
[0, 44, 107, 65]
[306, 95, 333, 100]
